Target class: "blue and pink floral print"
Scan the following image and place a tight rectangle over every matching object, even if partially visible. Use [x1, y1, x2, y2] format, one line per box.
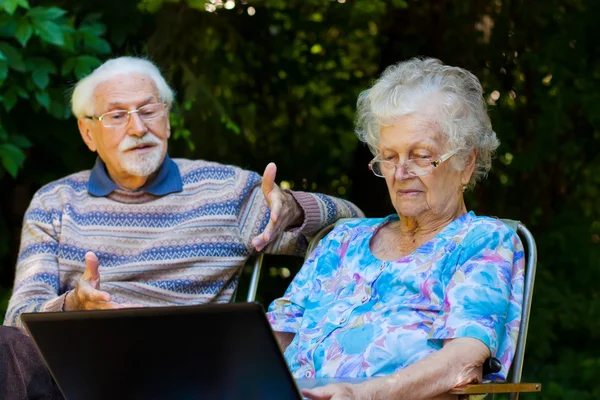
[267, 212, 524, 381]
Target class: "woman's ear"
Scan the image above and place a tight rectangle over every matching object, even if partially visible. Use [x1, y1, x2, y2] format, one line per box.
[78, 118, 97, 152]
[461, 149, 478, 185]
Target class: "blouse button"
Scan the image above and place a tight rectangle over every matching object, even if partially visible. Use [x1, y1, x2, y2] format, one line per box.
[339, 317, 347, 324]
[305, 370, 312, 378]
[361, 295, 368, 303]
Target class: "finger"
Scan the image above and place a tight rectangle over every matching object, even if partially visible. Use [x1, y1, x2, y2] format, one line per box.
[78, 285, 111, 303]
[301, 387, 332, 400]
[252, 219, 279, 250]
[261, 162, 277, 201]
[114, 303, 146, 309]
[251, 234, 268, 251]
[86, 301, 127, 311]
[251, 233, 265, 251]
[268, 189, 283, 222]
[82, 251, 100, 282]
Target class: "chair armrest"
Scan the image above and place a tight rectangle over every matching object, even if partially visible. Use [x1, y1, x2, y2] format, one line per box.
[449, 382, 542, 395]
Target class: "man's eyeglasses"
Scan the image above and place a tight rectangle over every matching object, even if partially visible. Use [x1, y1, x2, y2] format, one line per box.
[368, 150, 458, 178]
[85, 103, 168, 128]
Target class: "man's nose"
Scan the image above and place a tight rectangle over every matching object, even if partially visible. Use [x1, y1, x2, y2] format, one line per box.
[126, 112, 148, 137]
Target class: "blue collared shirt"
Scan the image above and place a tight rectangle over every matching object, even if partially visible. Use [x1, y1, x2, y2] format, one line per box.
[88, 154, 183, 197]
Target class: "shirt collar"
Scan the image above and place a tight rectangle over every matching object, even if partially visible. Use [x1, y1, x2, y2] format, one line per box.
[88, 154, 183, 197]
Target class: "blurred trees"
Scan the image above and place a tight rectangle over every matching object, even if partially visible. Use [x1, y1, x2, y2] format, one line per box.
[1, 0, 599, 398]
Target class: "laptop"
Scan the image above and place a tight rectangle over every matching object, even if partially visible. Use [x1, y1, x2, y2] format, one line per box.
[21, 303, 304, 400]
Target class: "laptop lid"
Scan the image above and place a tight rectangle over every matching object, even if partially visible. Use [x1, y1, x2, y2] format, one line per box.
[21, 303, 302, 400]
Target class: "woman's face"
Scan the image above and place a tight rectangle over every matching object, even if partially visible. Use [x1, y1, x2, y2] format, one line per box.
[378, 114, 472, 220]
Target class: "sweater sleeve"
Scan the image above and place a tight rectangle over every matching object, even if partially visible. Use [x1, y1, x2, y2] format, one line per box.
[237, 170, 364, 256]
[3, 192, 66, 328]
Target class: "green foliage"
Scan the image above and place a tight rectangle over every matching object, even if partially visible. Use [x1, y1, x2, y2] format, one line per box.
[0, 0, 599, 397]
[0, 0, 110, 178]
[139, 0, 385, 193]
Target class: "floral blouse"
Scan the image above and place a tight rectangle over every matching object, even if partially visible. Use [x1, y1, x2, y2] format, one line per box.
[267, 212, 525, 381]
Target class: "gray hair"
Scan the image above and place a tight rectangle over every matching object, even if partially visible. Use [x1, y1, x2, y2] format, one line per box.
[355, 57, 499, 187]
[71, 56, 174, 119]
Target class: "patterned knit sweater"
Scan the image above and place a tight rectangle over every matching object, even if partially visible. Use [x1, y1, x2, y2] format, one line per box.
[4, 158, 363, 327]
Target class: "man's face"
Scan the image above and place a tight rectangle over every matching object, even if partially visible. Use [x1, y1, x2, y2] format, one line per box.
[78, 73, 171, 186]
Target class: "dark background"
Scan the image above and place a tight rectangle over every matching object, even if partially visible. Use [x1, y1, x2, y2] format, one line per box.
[1, 1, 599, 398]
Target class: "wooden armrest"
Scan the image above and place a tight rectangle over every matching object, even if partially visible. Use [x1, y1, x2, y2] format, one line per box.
[449, 382, 542, 395]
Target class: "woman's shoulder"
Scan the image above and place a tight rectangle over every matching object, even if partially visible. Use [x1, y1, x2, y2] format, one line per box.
[331, 216, 392, 234]
[319, 216, 391, 245]
[467, 213, 518, 235]
[460, 212, 523, 249]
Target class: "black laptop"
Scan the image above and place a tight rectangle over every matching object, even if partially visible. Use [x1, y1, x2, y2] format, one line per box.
[21, 303, 303, 400]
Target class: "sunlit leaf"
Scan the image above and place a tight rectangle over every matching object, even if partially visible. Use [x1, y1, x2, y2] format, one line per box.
[33, 21, 64, 46]
[27, 6, 67, 21]
[1, 0, 20, 15]
[14, 18, 33, 47]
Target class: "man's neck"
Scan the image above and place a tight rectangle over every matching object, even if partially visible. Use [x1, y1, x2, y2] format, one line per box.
[107, 168, 158, 192]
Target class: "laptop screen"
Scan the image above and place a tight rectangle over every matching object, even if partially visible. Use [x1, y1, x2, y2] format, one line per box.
[22, 303, 302, 400]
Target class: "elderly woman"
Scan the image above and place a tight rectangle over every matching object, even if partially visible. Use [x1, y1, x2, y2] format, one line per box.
[267, 58, 525, 400]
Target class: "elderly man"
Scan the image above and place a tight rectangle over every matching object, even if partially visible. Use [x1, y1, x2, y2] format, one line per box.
[0, 56, 362, 399]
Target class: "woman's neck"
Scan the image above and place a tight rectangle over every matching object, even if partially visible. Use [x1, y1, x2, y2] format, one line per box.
[397, 203, 467, 242]
[371, 203, 467, 261]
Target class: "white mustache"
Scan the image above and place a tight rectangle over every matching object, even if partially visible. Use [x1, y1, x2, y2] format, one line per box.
[119, 134, 162, 152]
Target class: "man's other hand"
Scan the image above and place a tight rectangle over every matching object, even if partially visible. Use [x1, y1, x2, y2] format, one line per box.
[64, 252, 142, 311]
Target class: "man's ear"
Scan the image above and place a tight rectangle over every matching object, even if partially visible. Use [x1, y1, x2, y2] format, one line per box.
[461, 149, 478, 185]
[165, 111, 171, 139]
[78, 118, 97, 152]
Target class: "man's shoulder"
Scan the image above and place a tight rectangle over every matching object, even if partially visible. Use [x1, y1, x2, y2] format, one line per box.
[34, 169, 92, 198]
[173, 158, 261, 186]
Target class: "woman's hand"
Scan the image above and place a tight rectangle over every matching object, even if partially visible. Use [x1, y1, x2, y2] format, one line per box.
[302, 382, 381, 400]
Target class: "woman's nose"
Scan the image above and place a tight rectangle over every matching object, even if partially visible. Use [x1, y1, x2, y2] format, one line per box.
[394, 162, 411, 180]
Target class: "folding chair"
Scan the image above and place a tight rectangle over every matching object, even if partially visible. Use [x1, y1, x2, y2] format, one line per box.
[244, 218, 541, 399]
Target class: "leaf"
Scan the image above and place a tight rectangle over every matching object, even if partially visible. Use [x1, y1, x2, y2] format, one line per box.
[27, 6, 67, 21]
[74, 55, 101, 79]
[13, 85, 28, 99]
[79, 22, 106, 37]
[390, 0, 409, 8]
[1, 0, 19, 15]
[0, 42, 26, 72]
[34, 91, 50, 110]
[10, 135, 31, 148]
[33, 21, 64, 46]
[31, 70, 49, 89]
[25, 57, 56, 74]
[83, 37, 111, 55]
[0, 60, 8, 82]
[61, 56, 77, 77]
[0, 143, 26, 178]
[0, 14, 15, 36]
[3, 89, 17, 111]
[15, 18, 33, 47]
[61, 30, 74, 52]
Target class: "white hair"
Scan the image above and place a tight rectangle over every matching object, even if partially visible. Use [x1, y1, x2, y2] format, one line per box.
[71, 56, 174, 119]
[355, 57, 499, 187]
